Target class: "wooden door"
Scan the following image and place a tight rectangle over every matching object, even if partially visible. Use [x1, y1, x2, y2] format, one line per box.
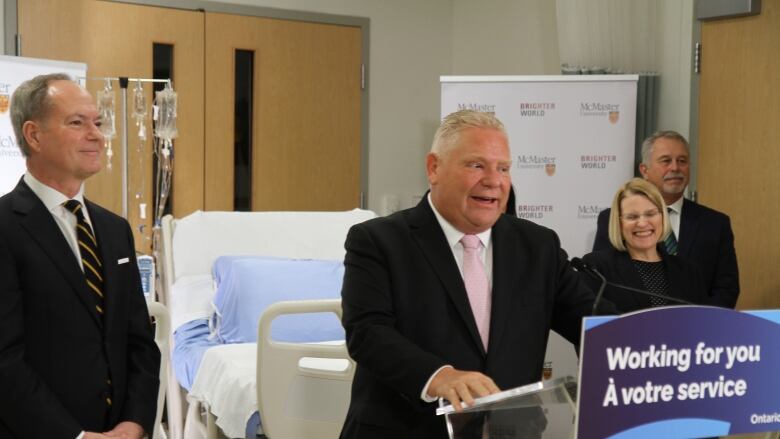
[17, 0, 205, 253]
[204, 12, 362, 211]
[697, 1, 780, 309]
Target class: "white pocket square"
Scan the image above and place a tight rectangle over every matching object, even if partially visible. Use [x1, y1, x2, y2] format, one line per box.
[117, 257, 130, 265]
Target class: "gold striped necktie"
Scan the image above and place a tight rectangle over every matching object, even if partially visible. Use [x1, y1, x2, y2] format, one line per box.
[63, 199, 105, 316]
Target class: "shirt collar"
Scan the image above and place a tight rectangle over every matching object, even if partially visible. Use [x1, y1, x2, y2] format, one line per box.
[428, 193, 492, 249]
[24, 172, 86, 213]
[667, 196, 684, 214]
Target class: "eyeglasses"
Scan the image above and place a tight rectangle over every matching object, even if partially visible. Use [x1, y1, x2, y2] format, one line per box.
[620, 209, 660, 223]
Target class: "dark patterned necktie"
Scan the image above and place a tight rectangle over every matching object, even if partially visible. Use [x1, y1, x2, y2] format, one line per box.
[63, 199, 105, 316]
[664, 207, 678, 255]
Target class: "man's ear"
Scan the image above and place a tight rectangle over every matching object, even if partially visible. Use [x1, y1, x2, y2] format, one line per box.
[426, 153, 439, 185]
[638, 162, 649, 179]
[22, 120, 42, 153]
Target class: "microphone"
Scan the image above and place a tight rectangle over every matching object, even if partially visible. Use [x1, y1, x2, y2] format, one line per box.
[571, 258, 607, 315]
[570, 257, 693, 315]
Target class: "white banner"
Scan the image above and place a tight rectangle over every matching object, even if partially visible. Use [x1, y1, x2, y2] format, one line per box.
[441, 75, 637, 258]
[0, 55, 87, 196]
[441, 75, 637, 394]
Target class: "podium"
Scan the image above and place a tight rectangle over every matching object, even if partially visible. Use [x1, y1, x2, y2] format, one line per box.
[577, 307, 780, 438]
[436, 376, 578, 439]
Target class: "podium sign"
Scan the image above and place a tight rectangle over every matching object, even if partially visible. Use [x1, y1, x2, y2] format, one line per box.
[437, 376, 578, 439]
[577, 307, 780, 438]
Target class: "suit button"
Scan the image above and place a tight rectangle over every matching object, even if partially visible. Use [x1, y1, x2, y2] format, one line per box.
[106, 397, 112, 406]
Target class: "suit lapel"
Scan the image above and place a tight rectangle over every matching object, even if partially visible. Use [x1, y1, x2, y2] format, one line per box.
[13, 181, 103, 329]
[485, 216, 513, 356]
[661, 254, 681, 301]
[677, 199, 699, 257]
[408, 198, 486, 354]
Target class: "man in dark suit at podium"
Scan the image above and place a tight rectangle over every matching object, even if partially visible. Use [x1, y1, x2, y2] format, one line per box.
[592, 130, 739, 308]
[340, 110, 599, 438]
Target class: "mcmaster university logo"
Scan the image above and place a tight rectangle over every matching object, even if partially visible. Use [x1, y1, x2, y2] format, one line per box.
[457, 103, 496, 114]
[516, 155, 557, 175]
[580, 102, 620, 123]
[578, 205, 607, 219]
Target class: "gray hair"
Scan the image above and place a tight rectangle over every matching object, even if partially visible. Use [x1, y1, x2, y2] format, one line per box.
[10, 73, 74, 157]
[431, 109, 507, 157]
[640, 130, 690, 166]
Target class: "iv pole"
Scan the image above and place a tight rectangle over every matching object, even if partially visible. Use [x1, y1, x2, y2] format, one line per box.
[82, 76, 171, 219]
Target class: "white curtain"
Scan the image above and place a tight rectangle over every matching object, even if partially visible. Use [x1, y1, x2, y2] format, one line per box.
[556, 0, 658, 73]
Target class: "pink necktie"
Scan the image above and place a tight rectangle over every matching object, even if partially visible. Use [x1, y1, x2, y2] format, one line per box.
[461, 234, 491, 350]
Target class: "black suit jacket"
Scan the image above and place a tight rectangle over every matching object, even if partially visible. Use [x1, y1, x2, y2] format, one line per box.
[593, 199, 739, 307]
[340, 197, 597, 438]
[581, 247, 706, 313]
[0, 179, 160, 438]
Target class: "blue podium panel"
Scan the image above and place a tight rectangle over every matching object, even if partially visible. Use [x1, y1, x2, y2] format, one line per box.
[577, 307, 780, 439]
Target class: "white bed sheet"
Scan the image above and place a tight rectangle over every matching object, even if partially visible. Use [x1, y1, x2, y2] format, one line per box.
[188, 342, 347, 438]
[188, 344, 257, 438]
[170, 274, 215, 331]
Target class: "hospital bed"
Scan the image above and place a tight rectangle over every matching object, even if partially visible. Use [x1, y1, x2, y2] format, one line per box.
[158, 209, 376, 438]
[147, 301, 170, 439]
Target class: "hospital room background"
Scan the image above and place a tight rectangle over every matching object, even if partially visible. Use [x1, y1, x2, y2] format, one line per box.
[1, 0, 778, 438]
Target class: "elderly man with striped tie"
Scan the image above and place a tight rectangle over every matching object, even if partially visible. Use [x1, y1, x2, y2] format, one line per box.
[340, 110, 604, 438]
[0, 74, 160, 439]
[592, 130, 740, 309]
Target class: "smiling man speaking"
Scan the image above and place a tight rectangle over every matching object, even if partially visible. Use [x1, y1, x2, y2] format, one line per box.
[340, 110, 600, 438]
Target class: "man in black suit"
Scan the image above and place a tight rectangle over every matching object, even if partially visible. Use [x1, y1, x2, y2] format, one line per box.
[592, 130, 739, 308]
[0, 74, 160, 438]
[340, 110, 599, 438]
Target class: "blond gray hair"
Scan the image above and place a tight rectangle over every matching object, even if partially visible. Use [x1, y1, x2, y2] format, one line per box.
[10, 73, 74, 157]
[431, 110, 506, 157]
[608, 177, 672, 251]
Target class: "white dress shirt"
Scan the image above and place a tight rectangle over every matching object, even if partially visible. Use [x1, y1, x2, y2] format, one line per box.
[667, 196, 684, 239]
[420, 194, 493, 402]
[23, 172, 91, 272]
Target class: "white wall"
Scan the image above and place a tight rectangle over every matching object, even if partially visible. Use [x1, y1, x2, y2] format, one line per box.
[452, 0, 560, 75]
[556, 0, 659, 72]
[655, 0, 694, 138]
[556, 0, 695, 140]
[0, 0, 5, 54]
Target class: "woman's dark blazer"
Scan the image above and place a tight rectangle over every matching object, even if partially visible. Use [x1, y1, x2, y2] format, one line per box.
[581, 246, 707, 313]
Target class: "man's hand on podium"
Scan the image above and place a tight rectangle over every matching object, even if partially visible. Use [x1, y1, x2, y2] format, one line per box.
[427, 367, 500, 411]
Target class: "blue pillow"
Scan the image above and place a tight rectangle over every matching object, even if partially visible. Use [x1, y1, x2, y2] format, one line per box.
[212, 256, 345, 344]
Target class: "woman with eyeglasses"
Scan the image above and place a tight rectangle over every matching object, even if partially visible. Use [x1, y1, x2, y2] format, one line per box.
[581, 178, 705, 313]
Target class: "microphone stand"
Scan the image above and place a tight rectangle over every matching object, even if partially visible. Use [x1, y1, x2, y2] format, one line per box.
[588, 265, 608, 316]
[571, 257, 692, 316]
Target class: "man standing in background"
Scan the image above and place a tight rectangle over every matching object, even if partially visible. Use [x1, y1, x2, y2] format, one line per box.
[0, 74, 160, 438]
[593, 130, 739, 308]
